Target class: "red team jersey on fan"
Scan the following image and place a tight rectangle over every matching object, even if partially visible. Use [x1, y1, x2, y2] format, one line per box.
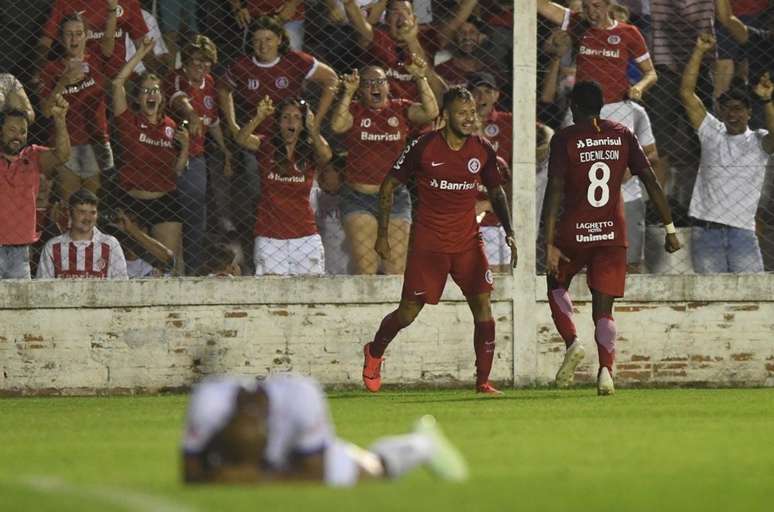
[548, 118, 650, 250]
[115, 110, 178, 192]
[366, 28, 439, 102]
[42, 0, 148, 70]
[224, 52, 317, 129]
[165, 71, 220, 157]
[244, 0, 305, 19]
[345, 99, 412, 185]
[40, 50, 110, 146]
[391, 132, 503, 253]
[565, 13, 650, 104]
[254, 140, 317, 239]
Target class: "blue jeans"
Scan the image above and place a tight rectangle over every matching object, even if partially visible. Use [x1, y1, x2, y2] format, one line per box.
[691, 225, 764, 273]
[177, 156, 208, 274]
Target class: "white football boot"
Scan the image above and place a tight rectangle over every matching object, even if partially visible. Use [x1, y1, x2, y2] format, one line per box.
[597, 367, 615, 396]
[414, 415, 469, 482]
[555, 339, 585, 388]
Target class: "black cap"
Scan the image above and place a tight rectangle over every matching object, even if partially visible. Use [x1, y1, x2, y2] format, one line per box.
[468, 71, 497, 89]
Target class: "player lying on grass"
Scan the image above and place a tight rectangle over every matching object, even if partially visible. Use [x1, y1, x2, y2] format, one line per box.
[181, 373, 468, 485]
[544, 80, 681, 395]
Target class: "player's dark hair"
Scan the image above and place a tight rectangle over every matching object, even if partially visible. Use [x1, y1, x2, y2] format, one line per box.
[250, 16, 290, 56]
[68, 188, 99, 211]
[717, 87, 751, 110]
[570, 81, 604, 117]
[272, 97, 314, 176]
[442, 86, 475, 111]
[0, 109, 29, 127]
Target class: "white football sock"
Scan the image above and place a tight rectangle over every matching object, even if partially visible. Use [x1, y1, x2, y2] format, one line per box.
[368, 433, 435, 479]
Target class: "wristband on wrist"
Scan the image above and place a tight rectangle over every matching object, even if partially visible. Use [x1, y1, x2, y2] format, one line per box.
[664, 222, 676, 235]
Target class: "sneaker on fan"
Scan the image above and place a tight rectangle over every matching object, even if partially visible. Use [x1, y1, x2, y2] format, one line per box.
[597, 367, 615, 396]
[362, 343, 384, 393]
[414, 415, 469, 482]
[555, 339, 585, 388]
[476, 381, 503, 395]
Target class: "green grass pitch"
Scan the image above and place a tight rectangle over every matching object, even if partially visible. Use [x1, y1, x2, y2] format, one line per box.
[1, 388, 772, 512]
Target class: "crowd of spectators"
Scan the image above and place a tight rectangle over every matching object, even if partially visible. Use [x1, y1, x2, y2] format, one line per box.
[0, 0, 772, 279]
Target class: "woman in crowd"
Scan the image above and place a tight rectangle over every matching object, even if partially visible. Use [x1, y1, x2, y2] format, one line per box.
[166, 34, 233, 275]
[236, 96, 332, 275]
[330, 60, 437, 274]
[112, 36, 189, 274]
[39, 9, 117, 201]
[218, 15, 338, 137]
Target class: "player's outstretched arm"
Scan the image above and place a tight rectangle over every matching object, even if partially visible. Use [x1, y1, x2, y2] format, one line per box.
[375, 175, 402, 260]
[638, 169, 681, 253]
[753, 74, 774, 154]
[679, 34, 713, 130]
[486, 185, 517, 267]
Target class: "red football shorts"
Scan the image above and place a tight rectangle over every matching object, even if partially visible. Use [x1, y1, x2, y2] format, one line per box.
[555, 245, 627, 297]
[401, 242, 493, 304]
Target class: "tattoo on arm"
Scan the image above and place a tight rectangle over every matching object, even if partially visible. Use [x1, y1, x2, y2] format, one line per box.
[488, 186, 513, 234]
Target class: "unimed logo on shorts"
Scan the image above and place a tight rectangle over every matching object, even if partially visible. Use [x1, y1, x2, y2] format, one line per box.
[429, 178, 477, 191]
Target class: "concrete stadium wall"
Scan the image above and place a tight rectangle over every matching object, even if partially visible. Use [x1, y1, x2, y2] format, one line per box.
[1, 274, 773, 395]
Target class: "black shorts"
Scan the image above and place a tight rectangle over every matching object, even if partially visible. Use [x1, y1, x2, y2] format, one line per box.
[116, 189, 184, 228]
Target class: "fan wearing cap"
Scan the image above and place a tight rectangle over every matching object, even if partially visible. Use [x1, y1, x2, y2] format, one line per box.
[181, 374, 468, 485]
[469, 71, 513, 272]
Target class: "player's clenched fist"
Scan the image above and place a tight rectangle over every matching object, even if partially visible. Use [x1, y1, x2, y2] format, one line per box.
[664, 233, 681, 253]
[256, 95, 275, 118]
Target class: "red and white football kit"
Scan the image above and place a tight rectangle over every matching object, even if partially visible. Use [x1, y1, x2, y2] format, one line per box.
[548, 118, 650, 297]
[37, 227, 128, 279]
[42, 0, 149, 75]
[390, 131, 503, 304]
[115, 110, 178, 192]
[563, 12, 650, 105]
[165, 71, 220, 158]
[345, 99, 412, 186]
[40, 49, 110, 146]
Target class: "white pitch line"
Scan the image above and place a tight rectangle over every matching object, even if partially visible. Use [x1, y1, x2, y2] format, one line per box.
[19, 475, 196, 512]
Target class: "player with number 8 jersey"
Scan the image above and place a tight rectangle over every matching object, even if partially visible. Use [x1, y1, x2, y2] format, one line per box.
[544, 81, 680, 396]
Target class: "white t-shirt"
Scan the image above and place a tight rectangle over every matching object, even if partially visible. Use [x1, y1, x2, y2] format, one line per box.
[261, 374, 335, 470]
[37, 228, 128, 279]
[126, 257, 156, 278]
[690, 113, 771, 230]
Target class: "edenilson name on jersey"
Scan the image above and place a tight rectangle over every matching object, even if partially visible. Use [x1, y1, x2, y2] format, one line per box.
[580, 150, 620, 162]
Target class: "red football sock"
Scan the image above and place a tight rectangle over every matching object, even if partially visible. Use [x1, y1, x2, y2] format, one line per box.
[548, 288, 577, 348]
[595, 315, 616, 371]
[370, 311, 406, 357]
[474, 320, 496, 386]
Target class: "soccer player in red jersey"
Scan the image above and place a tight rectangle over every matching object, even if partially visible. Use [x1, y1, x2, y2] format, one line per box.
[544, 81, 681, 395]
[362, 86, 517, 395]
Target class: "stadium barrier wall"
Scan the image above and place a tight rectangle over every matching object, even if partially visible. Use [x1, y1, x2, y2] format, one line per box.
[1, 274, 773, 395]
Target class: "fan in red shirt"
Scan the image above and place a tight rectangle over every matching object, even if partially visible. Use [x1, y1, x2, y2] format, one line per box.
[361, 86, 516, 395]
[469, 71, 513, 272]
[39, 12, 117, 202]
[236, 96, 332, 275]
[112, 36, 191, 275]
[544, 81, 680, 396]
[218, 15, 338, 138]
[38, 0, 150, 78]
[329, 59, 438, 275]
[341, 0, 446, 102]
[166, 35, 233, 275]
